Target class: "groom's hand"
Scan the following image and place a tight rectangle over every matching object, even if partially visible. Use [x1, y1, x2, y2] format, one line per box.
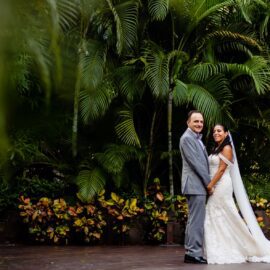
[207, 185, 214, 195]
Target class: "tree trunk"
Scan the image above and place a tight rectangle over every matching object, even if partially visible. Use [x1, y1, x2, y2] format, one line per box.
[72, 53, 83, 158]
[144, 109, 157, 196]
[168, 89, 174, 195]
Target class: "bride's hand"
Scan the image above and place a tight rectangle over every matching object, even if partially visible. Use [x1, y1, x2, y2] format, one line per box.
[207, 184, 215, 195]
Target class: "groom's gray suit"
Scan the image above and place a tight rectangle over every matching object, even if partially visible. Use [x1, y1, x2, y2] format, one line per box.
[180, 128, 211, 257]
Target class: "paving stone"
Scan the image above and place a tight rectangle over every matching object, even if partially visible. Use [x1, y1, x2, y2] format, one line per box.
[0, 245, 270, 270]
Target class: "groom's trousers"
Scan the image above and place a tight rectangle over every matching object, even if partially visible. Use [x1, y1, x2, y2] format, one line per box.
[185, 195, 207, 257]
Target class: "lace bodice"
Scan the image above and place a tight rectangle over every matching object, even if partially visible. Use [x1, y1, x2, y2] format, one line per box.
[205, 153, 270, 264]
[208, 154, 231, 178]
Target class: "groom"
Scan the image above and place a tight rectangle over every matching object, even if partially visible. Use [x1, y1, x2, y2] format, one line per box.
[179, 110, 211, 264]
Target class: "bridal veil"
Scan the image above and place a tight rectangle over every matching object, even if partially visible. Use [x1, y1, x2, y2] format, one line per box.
[229, 132, 270, 257]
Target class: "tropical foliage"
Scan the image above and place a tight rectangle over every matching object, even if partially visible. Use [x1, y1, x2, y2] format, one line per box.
[18, 185, 186, 244]
[2, 1, 270, 233]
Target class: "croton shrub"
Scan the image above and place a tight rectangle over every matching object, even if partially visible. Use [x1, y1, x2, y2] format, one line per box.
[143, 178, 188, 243]
[19, 188, 270, 245]
[18, 181, 188, 245]
[250, 197, 270, 236]
[19, 197, 71, 244]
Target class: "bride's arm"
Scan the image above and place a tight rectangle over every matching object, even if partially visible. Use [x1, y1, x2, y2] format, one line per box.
[207, 145, 233, 192]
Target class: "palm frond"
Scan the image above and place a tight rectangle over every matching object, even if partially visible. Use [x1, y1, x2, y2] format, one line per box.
[95, 144, 143, 174]
[239, 116, 270, 130]
[235, 0, 268, 26]
[229, 56, 270, 94]
[80, 0, 105, 20]
[206, 30, 262, 51]
[27, 38, 52, 104]
[78, 39, 114, 123]
[205, 75, 232, 106]
[226, 21, 257, 39]
[11, 53, 32, 94]
[56, 0, 80, 32]
[106, 0, 139, 54]
[47, 0, 79, 86]
[47, 0, 63, 86]
[235, 0, 253, 24]
[148, 0, 169, 21]
[112, 168, 130, 189]
[80, 39, 107, 90]
[260, 14, 270, 39]
[80, 80, 115, 123]
[168, 50, 189, 62]
[216, 42, 253, 58]
[205, 75, 234, 127]
[173, 79, 189, 106]
[144, 42, 169, 98]
[76, 168, 106, 203]
[114, 65, 145, 102]
[195, 0, 235, 26]
[115, 108, 141, 147]
[187, 83, 222, 126]
[188, 62, 227, 82]
[186, 75, 233, 127]
[189, 55, 270, 95]
[170, 0, 235, 34]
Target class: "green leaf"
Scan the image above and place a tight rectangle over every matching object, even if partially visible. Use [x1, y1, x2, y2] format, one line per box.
[144, 42, 170, 98]
[80, 81, 115, 123]
[96, 144, 143, 174]
[56, 0, 80, 32]
[115, 65, 145, 102]
[148, 0, 169, 21]
[173, 79, 188, 106]
[106, 0, 139, 54]
[186, 75, 232, 127]
[229, 56, 270, 95]
[76, 168, 106, 203]
[115, 108, 141, 147]
[188, 62, 227, 82]
[80, 40, 107, 91]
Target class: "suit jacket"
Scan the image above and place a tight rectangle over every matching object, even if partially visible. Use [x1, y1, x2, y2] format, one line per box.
[179, 128, 211, 195]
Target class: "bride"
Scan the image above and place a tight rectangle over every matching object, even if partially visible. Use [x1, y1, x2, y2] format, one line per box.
[204, 124, 270, 264]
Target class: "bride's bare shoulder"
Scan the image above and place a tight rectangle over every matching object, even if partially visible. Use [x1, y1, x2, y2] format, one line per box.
[223, 145, 232, 151]
[221, 145, 233, 160]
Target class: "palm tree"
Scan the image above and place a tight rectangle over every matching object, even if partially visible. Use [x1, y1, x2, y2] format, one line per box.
[70, 0, 140, 157]
[73, 0, 142, 200]
[0, 1, 80, 175]
[5, 0, 270, 202]
[140, 0, 231, 194]
[140, 0, 270, 195]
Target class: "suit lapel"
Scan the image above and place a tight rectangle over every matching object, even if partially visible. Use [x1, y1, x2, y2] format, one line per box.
[203, 148, 209, 172]
[200, 141, 209, 167]
[186, 129, 209, 168]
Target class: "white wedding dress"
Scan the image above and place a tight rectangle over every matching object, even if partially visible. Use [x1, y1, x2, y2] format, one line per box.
[204, 153, 270, 264]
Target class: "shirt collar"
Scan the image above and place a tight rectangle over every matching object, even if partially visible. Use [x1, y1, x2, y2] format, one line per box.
[188, 128, 203, 140]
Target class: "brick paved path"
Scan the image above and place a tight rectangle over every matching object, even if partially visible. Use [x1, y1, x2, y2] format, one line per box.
[0, 245, 270, 270]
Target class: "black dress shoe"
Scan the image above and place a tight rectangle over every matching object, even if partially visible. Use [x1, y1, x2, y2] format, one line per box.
[184, 254, 208, 264]
[199, 257, 207, 264]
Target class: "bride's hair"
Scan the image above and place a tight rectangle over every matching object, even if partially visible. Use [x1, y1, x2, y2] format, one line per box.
[212, 124, 231, 155]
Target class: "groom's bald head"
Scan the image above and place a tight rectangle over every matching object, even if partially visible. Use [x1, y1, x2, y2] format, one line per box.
[187, 110, 203, 121]
[187, 110, 204, 134]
